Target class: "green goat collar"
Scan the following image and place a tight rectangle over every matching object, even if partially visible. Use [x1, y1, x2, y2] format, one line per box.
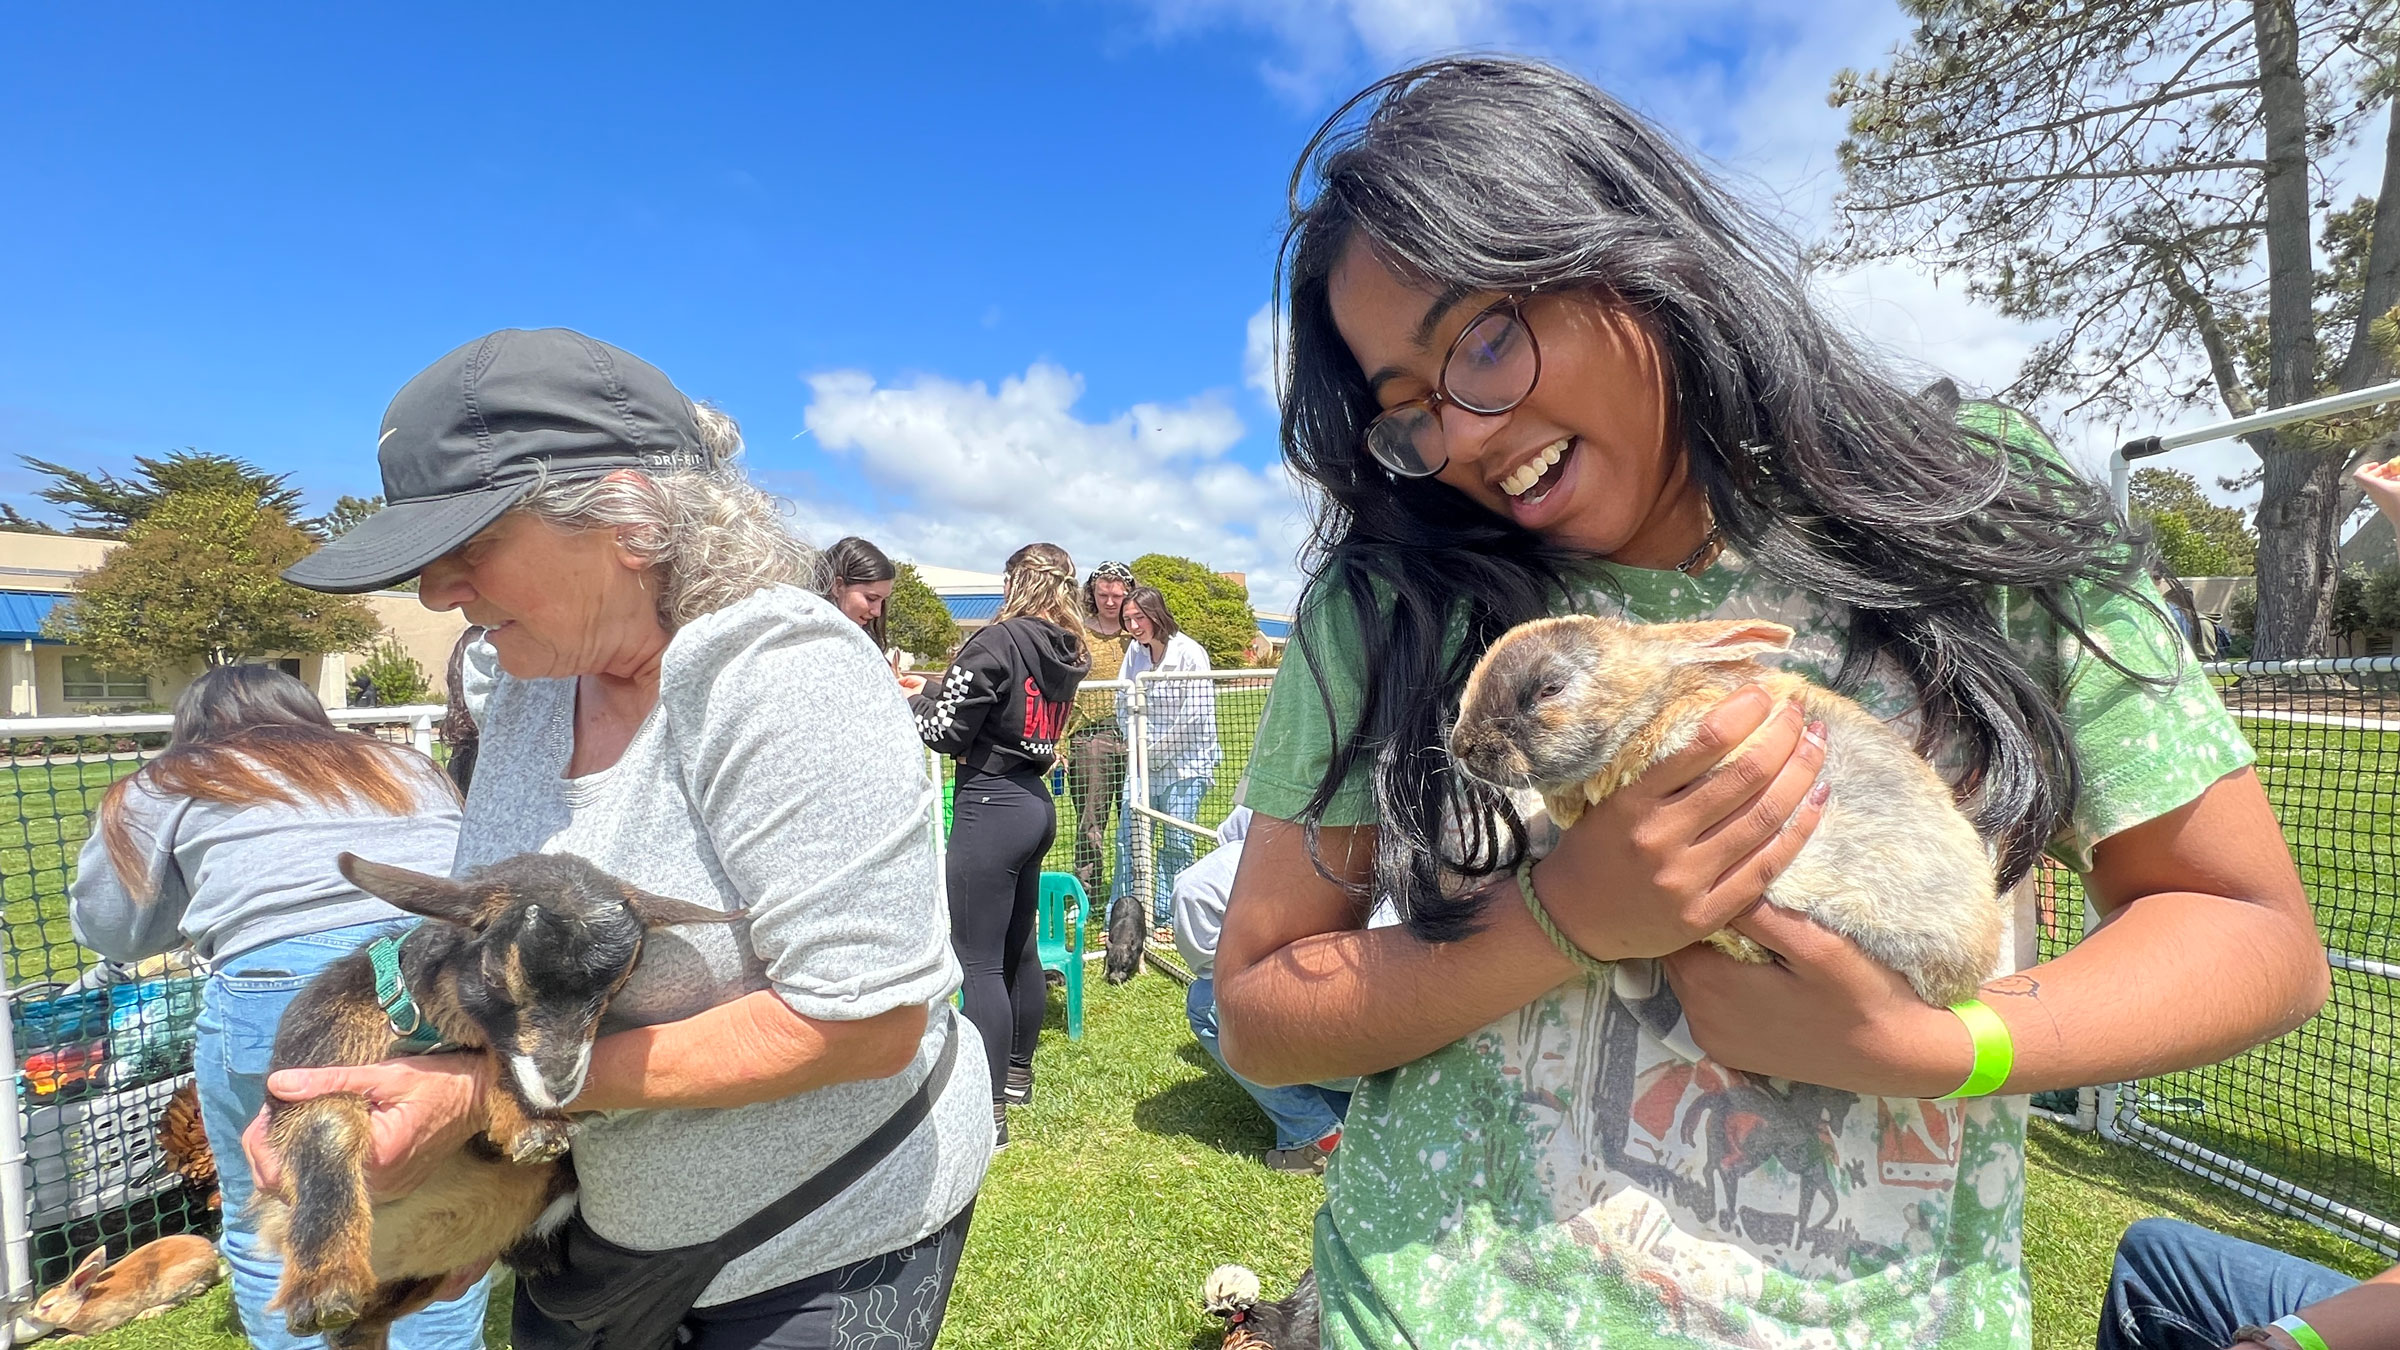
[368, 926, 454, 1055]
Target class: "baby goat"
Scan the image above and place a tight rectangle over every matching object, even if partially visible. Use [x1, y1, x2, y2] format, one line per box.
[255, 852, 737, 1350]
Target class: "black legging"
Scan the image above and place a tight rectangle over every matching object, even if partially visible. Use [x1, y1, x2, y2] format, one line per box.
[947, 766, 1054, 1100]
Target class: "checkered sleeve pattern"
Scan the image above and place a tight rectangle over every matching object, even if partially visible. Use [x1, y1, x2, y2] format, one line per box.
[910, 651, 997, 760]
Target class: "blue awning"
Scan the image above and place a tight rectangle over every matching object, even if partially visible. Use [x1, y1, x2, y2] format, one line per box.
[941, 592, 1003, 622]
[0, 591, 68, 643]
[1257, 617, 1291, 640]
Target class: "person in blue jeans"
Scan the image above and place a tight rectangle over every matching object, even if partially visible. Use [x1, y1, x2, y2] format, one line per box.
[1171, 808, 1351, 1173]
[69, 665, 490, 1350]
[1113, 586, 1220, 938]
[2103, 1217, 2399, 1349]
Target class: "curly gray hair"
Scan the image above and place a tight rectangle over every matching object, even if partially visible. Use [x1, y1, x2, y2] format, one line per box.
[515, 404, 813, 630]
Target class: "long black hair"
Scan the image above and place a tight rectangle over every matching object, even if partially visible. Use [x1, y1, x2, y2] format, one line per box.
[1277, 57, 2148, 941]
[1123, 585, 1181, 649]
[819, 535, 898, 649]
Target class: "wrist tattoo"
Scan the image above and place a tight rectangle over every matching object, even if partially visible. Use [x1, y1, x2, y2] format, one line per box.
[1984, 974, 2041, 999]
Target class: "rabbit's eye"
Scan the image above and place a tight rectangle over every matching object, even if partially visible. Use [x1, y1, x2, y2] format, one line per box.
[1536, 680, 1566, 701]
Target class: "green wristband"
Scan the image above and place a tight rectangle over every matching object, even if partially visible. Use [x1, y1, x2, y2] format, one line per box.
[1516, 856, 1610, 981]
[2271, 1314, 2331, 1350]
[1938, 998, 2014, 1100]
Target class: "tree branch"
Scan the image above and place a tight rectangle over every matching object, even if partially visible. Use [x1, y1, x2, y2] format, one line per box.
[1855, 160, 2274, 213]
[2144, 241, 2260, 419]
[2336, 96, 2400, 390]
[1849, 77, 2264, 170]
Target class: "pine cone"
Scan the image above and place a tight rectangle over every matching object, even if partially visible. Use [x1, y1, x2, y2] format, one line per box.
[157, 1083, 218, 1205]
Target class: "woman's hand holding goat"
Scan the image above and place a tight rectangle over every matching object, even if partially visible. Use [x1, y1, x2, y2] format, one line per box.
[241, 1053, 494, 1201]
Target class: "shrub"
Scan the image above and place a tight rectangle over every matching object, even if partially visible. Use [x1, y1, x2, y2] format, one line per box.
[353, 638, 434, 706]
[887, 564, 962, 664]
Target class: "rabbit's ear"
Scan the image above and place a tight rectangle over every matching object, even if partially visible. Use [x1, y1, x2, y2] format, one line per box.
[1671, 620, 1794, 664]
[64, 1247, 107, 1290]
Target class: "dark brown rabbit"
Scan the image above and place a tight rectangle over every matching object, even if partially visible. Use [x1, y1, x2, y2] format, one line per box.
[253, 851, 739, 1350]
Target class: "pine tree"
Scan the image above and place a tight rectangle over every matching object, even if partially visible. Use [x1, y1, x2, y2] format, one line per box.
[1829, 0, 2398, 657]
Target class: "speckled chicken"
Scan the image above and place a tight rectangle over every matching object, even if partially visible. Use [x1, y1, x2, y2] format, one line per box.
[1203, 1265, 1318, 1349]
[155, 1083, 218, 1210]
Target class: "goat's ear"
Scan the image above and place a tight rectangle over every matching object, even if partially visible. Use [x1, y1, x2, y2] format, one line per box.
[622, 885, 744, 930]
[339, 854, 497, 930]
[1663, 620, 1794, 664]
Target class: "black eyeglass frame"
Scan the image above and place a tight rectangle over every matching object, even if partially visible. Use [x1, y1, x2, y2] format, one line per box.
[1361, 295, 1543, 479]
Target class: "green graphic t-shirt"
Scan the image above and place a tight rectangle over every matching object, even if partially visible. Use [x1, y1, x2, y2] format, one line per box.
[1239, 411, 2256, 1348]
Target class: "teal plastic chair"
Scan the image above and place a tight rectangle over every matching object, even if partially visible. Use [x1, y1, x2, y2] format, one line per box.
[1035, 872, 1086, 1040]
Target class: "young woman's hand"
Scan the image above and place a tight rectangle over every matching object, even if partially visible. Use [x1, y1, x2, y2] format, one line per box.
[1660, 902, 1968, 1098]
[240, 1053, 494, 1202]
[1532, 686, 1831, 963]
[2354, 457, 2400, 529]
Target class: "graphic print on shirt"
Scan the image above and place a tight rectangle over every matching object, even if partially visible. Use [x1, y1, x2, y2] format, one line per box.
[1020, 676, 1068, 758]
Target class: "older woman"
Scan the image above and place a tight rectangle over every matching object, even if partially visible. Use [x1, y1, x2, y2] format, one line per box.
[269, 328, 986, 1350]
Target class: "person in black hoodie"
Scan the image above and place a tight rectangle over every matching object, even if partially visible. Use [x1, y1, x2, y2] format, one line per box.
[907, 542, 1089, 1148]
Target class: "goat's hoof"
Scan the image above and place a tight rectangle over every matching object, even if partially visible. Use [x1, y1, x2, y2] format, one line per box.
[507, 1120, 573, 1164]
[287, 1292, 361, 1334]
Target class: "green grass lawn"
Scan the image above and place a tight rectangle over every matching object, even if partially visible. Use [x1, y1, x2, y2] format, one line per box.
[58, 970, 2391, 1350]
[1, 757, 145, 986]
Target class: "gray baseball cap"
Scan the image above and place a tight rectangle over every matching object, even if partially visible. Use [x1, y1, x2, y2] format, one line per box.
[283, 327, 707, 594]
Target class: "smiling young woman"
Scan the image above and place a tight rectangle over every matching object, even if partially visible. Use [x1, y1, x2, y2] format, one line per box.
[1210, 58, 2327, 1348]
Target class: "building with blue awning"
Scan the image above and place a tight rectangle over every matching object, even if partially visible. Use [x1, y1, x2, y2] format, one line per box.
[0, 530, 470, 716]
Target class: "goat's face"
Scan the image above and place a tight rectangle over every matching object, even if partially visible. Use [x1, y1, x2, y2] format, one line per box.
[339, 852, 741, 1111]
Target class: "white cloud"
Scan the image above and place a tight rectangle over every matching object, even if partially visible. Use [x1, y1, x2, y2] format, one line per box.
[1130, 0, 1502, 96]
[799, 361, 1314, 609]
[1243, 302, 1288, 410]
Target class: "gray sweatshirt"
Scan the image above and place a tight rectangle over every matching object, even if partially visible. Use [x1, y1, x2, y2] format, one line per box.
[69, 763, 462, 965]
[454, 584, 988, 1304]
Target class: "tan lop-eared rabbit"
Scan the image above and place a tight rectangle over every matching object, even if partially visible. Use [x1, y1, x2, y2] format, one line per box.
[1449, 615, 2001, 1006]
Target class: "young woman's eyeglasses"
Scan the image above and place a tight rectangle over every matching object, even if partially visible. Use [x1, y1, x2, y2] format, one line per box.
[1363, 297, 1542, 478]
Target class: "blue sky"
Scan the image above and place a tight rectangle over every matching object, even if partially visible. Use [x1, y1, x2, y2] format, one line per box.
[1, 0, 2292, 607]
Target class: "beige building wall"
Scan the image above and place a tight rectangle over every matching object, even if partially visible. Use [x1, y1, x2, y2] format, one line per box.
[364, 594, 472, 696]
[0, 530, 467, 715]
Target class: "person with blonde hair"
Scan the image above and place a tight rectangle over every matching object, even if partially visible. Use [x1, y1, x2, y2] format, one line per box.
[69, 663, 486, 1350]
[906, 543, 1090, 1147]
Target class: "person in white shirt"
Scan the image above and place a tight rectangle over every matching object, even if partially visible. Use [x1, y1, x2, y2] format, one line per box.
[1112, 585, 1220, 941]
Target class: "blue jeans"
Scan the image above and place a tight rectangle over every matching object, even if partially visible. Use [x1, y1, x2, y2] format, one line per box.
[1111, 776, 1209, 926]
[1185, 976, 1349, 1151]
[2099, 1218, 2357, 1350]
[197, 921, 494, 1350]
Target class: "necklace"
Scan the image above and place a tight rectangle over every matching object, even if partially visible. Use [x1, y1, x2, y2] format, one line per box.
[1675, 525, 1725, 576]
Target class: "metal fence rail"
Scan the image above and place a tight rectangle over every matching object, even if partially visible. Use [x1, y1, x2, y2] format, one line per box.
[0, 704, 444, 1321]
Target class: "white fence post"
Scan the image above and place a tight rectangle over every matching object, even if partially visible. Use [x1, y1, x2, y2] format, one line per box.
[1127, 677, 1152, 931]
[0, 956, 33, 1344]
